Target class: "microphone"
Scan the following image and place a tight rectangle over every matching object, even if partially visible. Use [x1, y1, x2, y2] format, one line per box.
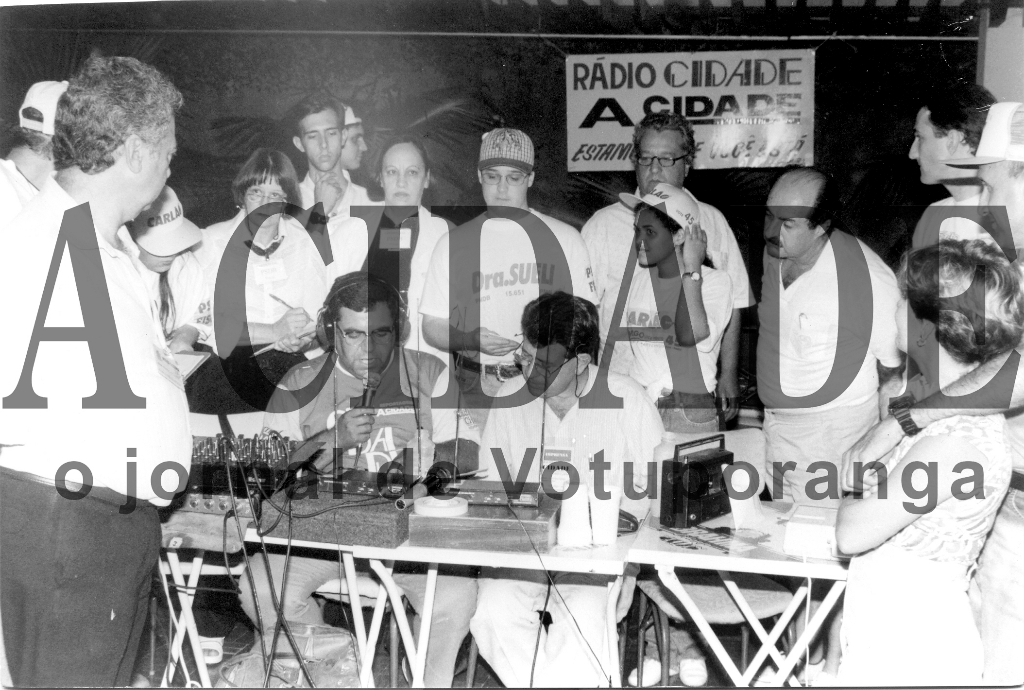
[360, 372, 381, 408]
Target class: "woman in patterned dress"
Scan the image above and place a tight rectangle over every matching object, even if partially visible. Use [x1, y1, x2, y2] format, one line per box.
[836, 239, 1024, 686]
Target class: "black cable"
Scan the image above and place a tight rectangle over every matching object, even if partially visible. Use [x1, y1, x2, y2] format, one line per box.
[529, 581, 552, 688]
[505, 501, 611, 685]
[219, 425, 312, 686]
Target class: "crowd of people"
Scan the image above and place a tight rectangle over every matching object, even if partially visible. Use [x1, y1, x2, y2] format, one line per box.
[2, 55, 1024, 689]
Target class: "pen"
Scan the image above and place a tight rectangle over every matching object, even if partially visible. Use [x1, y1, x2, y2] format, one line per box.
[269, 294, 295, 310]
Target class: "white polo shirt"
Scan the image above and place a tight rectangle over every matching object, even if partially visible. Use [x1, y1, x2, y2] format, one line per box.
[757, 231, 902, 412]
[581, 191, 752, 350]
[620, 266, 734, 399]
[0, 158, 39, 228]
[0, 178, 191, 505]
[477, 365, 664, 518]
[419, 209, 598, 366]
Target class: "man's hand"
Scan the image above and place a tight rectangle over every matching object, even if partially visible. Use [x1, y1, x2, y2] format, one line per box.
[313, 173, 346, 216]
[475, 327, 521, 357]
[841, 416, 904, 492]
[716, 379, 740, 423]
[332, 407, 376, 450]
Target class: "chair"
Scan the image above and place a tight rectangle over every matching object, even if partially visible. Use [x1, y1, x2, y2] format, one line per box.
[317, 578, 483, 688]
[157, 548, 248, 688]
[635, 571, 793, 686]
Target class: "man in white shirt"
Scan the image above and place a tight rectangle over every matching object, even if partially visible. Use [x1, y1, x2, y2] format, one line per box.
[581, 112, 751, 423]
[420, 128, 597, 427]
[290, 95, 377, 222]
[0, 57, 189, 687]
[758, 167, 902, 504]
[470, 292, 663, 687]
[0, 80, 68, 227]
[909, 82, 997, 248]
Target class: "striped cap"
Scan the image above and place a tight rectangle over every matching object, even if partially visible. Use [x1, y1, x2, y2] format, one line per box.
[949, 102, 1024, 166]
[479, 128, 534, 173]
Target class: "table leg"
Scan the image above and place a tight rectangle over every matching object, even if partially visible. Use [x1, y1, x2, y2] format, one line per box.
[339, 552, 378, 688]
[656, 565, 745, 686]
[716, 572, 804, 687]
[605, 576, 624, 688]
[163, 550, 213, 688]
[368, 559, 424, 687]
[359, 581, 389, 688]
[768, 580, 846, 687]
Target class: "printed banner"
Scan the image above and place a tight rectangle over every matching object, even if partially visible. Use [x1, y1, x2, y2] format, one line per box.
[566, 49, 815, 171]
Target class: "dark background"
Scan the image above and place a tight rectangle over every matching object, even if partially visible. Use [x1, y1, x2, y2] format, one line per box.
[0, 0, 984, 296]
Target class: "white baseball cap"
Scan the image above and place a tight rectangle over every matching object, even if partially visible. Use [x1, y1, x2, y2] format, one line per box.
[343, 105, 362, 128]
[19, 80, 69, 136]
[129, 186, 202, 257]
[949, 101, 1024, 166]
[619, 183, 702, 232]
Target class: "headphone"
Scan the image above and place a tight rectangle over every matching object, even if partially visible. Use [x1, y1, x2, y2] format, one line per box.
[316, 271, 410, 351]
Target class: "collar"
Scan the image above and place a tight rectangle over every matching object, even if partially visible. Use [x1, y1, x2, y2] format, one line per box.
[42, 178, 129, 260]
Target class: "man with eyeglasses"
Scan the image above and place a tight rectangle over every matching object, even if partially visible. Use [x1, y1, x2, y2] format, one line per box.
[420, 128, 597, 428]
[245, 271, 480, 687]
[470, 291, 663, 687]
[581, 112, 752, 430]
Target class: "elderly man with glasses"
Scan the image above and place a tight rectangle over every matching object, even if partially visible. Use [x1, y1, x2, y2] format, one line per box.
[581, 112, 752, 435]
[420, 128, 598, 428]
[242, 271, 480, 688]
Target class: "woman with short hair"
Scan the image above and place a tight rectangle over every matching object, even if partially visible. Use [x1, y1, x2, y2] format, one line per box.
[836, 239, 1024, 686]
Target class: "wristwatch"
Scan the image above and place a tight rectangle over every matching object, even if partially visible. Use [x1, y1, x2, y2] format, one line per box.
[888, 394, 921, 436]
[684, 271, 702, 283]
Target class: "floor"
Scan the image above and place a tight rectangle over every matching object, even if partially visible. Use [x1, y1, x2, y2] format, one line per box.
[132, 572, 748, 688]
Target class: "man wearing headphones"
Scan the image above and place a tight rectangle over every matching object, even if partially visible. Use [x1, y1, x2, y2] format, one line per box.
[241, 271, 479, 688]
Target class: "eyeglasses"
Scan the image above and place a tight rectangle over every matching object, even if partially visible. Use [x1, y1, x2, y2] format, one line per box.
[481, 170, 529, 186]
[340, 327, 396, 346]
[245, 189, 288, 204]
[635, 154, 688, 168]
[513, 349, 574, 377]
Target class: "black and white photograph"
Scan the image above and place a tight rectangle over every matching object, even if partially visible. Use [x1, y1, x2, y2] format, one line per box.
[1, 0, 1023, 686]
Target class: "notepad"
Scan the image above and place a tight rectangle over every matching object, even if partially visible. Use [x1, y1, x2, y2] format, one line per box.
[173, 351, 210, 380]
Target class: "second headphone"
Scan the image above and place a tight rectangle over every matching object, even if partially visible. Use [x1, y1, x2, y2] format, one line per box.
[315, 271, 410, 351]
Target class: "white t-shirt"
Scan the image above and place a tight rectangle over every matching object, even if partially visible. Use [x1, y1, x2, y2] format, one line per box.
[911, 193, 993, 248]
[137, 250, 213, 343]
[327, 206, 452, 358]
[619, 267, 733, 400]
[478, 365, 664, 517]
[193, 209, 244, 272]
[581, 191, 752, 351]
[757, 231, 902, 412]
[0, 178, 191, 504]
[205, 216, 329, 355]
[0, 158, 39, 228]
[419, 209, 598, 365]
[299, 170, 381, 222]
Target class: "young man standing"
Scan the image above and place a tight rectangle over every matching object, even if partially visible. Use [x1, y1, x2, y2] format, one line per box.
[291, 95, 377, 221]
[419, 128, 597, 427]
[909, 82, 997, 247]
